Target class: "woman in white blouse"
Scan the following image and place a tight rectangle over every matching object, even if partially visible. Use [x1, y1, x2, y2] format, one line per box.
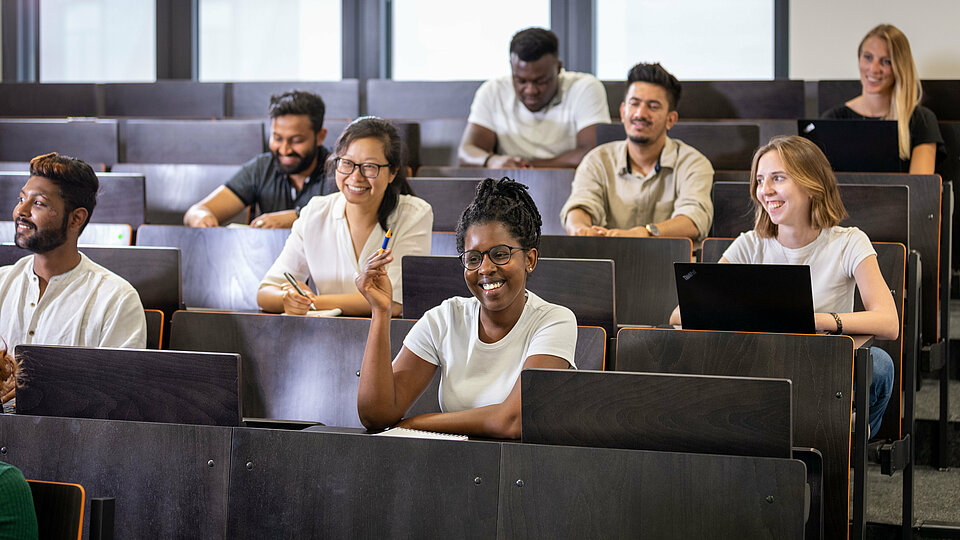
[257, 117, 433, 316]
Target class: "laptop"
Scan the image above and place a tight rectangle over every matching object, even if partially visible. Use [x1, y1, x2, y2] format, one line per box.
[797, 118, 902, 173]
[15, 345, 242, 427]
[675, 262, 816, 334]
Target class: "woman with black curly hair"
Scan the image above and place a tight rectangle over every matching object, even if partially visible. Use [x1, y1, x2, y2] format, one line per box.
[355, 177, 577, 439]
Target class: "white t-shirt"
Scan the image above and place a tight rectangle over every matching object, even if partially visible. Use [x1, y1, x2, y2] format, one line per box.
[0, 253, 147, 350]
[402, 291, 577, 413]
[722, 226, 876, 313]
[467, 70, 611, 161]
[260, 192, 433, 304]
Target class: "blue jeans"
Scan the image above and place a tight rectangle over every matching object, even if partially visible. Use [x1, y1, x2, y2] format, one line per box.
[867, 346, 895, 438]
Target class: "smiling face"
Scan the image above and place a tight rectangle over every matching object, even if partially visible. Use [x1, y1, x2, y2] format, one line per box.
[13, 175, 72, 253]
[510, 53, 561, 113]
[755, 150, 811, 230]
[620, 82, 677, 147]
[334, 136, 397, 211]
[269, 114, 325, 175]
[462, 221, 537, 315]
[858, 36, 895, 97]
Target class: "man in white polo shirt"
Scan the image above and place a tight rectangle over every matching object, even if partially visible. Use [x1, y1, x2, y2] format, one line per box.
[0, 153, 146, 351]
[458, 27, 611, 169]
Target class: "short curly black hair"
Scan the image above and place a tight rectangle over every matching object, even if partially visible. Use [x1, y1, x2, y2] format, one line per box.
[509, 27, 559, 62]
[455, 177, 542, 253]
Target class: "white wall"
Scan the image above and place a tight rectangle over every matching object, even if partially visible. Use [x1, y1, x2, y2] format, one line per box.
[790, 0, 960, 80]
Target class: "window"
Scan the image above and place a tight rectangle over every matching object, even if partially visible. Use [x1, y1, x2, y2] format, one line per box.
[39, 0, 156, 82]
[199, 0, 341, 81]
[391, 0, 550, 80]
[596, 0, 774, 80]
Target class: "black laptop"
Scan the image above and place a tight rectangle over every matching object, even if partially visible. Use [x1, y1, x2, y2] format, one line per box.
[675, 262, 816, 334]
[797, 118, 902, 173]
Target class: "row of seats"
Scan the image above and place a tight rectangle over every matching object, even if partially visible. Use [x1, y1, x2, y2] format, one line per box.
[6, 309, 883, 538]
[3, 79, 960, 121]
[2, 117, 959, 183]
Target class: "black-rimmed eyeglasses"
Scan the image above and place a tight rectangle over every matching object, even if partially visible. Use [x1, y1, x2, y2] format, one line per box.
[458, 244, 527, 271]
[334, 157, 390, 179]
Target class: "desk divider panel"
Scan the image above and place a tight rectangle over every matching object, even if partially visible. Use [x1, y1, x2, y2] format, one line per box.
[616, 328, 853, 540]
[112, 163, 243, 225]
[603, 80, 805, 120]
[0, 84, 100, 117]
[365, 80, 481, 118]
[402, 256, 616, 336]
[118, 119, 265, 165]
[136, 225, 290, 311]
[227, 428, 500, 538]
[410, 168, 575, 235]
[0, 415, 231, 540]
[230, 80, 360, 119]
[169, 312, 418, 426]
[14, 345, 241, 427]
[0, 119, 119, 166]
[595, 122, 760, 171]
[538, 235, 691, 327]
[102, 81, 226, 118]
[498, 443, 806, 539]
[521, 369, 792, 457]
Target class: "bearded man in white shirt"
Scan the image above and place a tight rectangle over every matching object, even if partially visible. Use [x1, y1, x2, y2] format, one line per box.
[0, 152, 146, 350]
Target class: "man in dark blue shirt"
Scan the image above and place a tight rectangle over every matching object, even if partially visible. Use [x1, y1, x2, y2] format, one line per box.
[184, 90, 337, 228]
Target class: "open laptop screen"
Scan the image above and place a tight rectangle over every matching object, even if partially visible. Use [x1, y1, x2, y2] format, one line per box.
[675, 262, 816, 334]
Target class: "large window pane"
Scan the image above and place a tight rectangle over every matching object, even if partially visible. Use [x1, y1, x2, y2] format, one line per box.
[40, 0, 156, 82]
[392, 0, 550, 81]
[199, 0, 341, 81]
[596, 0, 774, 80]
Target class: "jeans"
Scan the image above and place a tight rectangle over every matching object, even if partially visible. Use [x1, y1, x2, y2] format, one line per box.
[867, 346, 895, 438]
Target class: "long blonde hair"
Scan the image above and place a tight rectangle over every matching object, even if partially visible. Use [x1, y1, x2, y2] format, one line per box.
[749, 136, 848, 238]
[859, 24, 922, 160]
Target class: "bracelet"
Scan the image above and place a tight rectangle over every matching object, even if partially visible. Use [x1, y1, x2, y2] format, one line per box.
[829, 312, 843, 335]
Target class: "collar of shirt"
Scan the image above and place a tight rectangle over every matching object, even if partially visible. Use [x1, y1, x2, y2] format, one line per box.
[619, 136, 679, 179]
[270, 148, 329, 199]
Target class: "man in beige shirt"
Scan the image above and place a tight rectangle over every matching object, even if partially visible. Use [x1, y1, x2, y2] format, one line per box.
[560, 63, 714, 241]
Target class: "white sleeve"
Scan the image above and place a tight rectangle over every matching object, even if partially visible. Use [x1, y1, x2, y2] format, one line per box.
[99, 288, 147, 348]
[525, 305, 578, 368]
[842, 228, 877, 278]
[466, 79, 499, 132]
[259, 210, 311, 290]
[721, 232, 759, 263]
[387, 199, 434, 304]
[571, 76, 612, 132]
[402, 306, 445, 366]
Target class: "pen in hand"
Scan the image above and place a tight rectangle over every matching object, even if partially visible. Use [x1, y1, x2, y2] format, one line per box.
[283, 271, 316, 310]
[377, 229, 393, 255]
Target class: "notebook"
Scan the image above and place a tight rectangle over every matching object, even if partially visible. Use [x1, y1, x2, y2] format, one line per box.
[675, 262, 816, 334]
[798, 118, 902, 173]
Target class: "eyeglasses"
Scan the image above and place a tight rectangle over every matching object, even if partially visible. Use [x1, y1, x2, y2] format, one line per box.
[458, 244, 527, 271]
[335, 158, 390, 179]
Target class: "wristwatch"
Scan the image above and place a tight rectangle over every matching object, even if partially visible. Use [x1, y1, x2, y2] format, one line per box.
[645, 223, 660, 237]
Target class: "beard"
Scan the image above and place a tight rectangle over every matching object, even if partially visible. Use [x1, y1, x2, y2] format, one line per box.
[628, 134, 652, 145]
[14, 216, 69, 254]
[275, 145, 319, 175]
